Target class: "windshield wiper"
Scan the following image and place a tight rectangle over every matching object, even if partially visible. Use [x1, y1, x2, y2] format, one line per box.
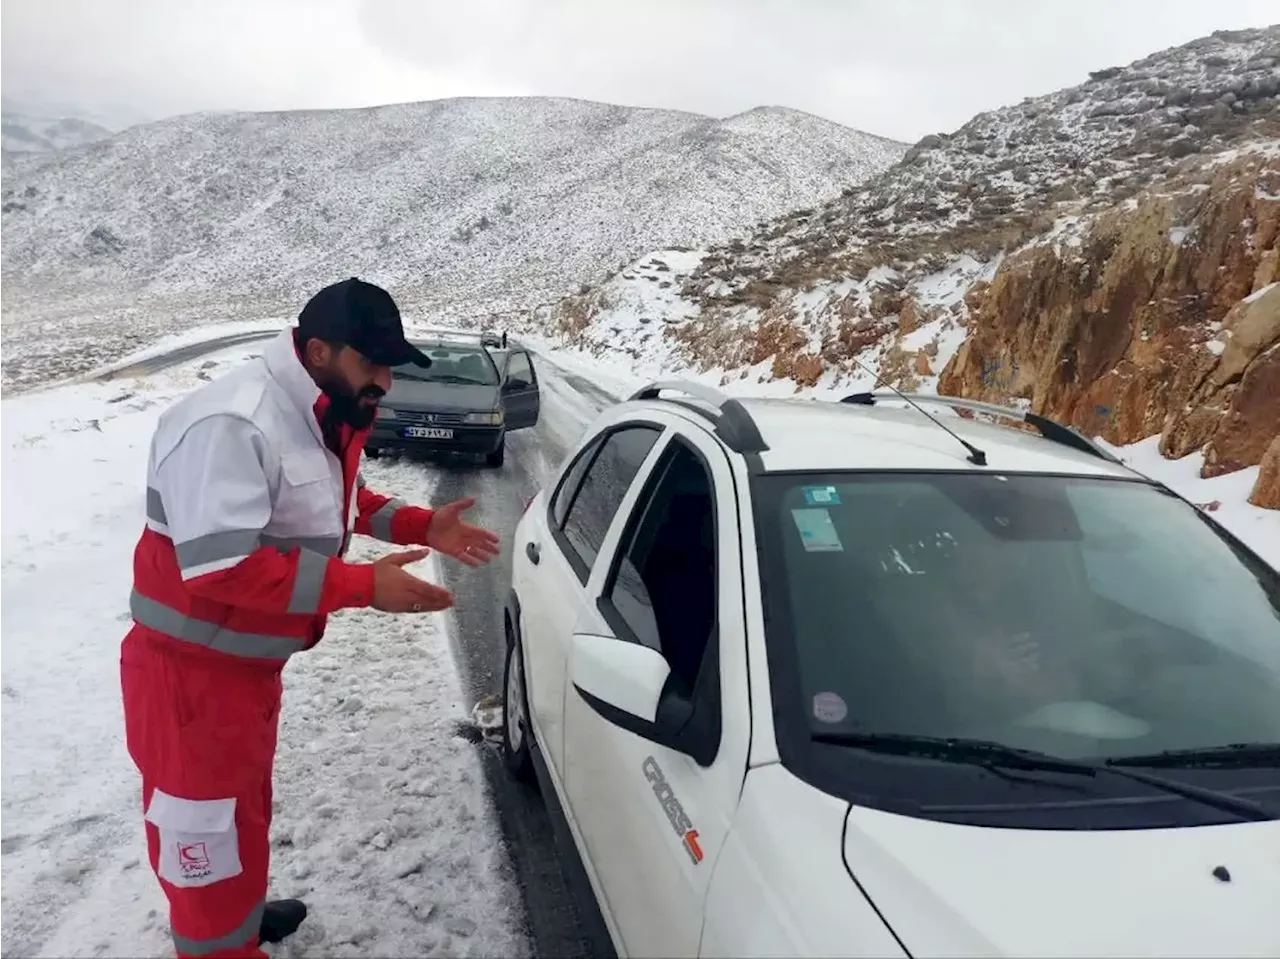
[814, 731, 1275, 820]
[810, 731, 1098, 776]
[1107, 742, 1280, 769]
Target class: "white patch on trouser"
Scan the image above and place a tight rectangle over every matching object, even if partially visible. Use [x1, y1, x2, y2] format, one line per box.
[145, 789, 243, 888]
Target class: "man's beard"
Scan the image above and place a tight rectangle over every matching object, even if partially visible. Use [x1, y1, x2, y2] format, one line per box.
[319, 377, 384, 431]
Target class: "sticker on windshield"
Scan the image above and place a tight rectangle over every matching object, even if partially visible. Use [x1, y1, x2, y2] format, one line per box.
[812, 691, 848, 724]
[791, 508, 844, 552]
[802, 485, 841, 506]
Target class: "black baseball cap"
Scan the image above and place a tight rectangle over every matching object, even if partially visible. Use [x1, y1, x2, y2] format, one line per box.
[296, 278, 431, 368]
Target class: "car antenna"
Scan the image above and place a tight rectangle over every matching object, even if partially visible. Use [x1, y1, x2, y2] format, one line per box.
[848, 356, 988, 466]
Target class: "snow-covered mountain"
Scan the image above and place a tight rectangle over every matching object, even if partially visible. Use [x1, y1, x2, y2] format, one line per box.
[532, 26, 1280, 505]
[0, 96, 903, 382]
[1, 112, 115, 153]
[1, 94, 151, 133]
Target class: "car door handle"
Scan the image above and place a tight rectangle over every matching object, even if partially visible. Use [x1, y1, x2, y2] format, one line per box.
[526, 541, 541, 564]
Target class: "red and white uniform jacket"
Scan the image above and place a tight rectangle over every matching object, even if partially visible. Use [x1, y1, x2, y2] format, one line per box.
[129, 328, 432, 667]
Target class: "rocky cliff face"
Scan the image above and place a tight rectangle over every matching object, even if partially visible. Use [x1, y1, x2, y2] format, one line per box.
[532, 26, 1280, 508]
[939, 149, 1279, 488]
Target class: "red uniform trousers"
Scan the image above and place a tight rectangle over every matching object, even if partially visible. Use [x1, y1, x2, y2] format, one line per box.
[121, 626, 282, 958]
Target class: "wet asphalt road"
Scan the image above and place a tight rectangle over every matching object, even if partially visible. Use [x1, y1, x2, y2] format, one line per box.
[364, 355, 623, 958]
[94, 330, 279, 381]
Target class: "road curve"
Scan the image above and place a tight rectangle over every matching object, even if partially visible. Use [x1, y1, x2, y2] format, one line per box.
[93, 330, 282, 381]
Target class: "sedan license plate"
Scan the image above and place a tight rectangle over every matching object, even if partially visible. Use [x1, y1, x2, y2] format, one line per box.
[402, 426, 454, 440]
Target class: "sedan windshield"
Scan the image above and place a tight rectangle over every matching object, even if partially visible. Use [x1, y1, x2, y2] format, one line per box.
[396, 345, 498, 386]
[753, 472, 1280, 766]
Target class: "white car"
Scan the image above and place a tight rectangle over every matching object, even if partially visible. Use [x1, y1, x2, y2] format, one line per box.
[500, 380, 1280, 959]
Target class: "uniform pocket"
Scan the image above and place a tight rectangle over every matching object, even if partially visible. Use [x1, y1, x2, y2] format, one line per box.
[145, 789, 243, 888]
[281, 449, 331, 486]
[276, 449, 341, 534]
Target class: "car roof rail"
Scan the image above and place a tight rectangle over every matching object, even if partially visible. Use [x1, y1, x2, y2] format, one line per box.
[839, 390, 1124, 463]
[629, 380, 769, 454]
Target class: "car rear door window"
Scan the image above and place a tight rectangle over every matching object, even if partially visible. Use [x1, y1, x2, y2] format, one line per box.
[558, 426, 662, 580]
[552, 436, 604, 529]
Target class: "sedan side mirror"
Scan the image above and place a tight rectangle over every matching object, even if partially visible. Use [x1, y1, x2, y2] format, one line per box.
[570, 632, 669, 722]
[569, 632, 716, 765]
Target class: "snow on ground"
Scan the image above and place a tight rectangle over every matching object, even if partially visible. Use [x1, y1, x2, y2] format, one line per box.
[1097, 436, 1280, 570]
[537, 245, 1003, 397]
[0, 346, 528, 958]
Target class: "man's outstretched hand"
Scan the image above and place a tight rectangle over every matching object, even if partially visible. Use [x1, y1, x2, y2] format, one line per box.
[424, 497, 501, 567]
[371, 549, 454, 613]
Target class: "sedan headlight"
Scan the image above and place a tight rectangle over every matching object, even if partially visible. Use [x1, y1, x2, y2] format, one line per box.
[375, 406, 397, 420]
[463, 410, 504, 426]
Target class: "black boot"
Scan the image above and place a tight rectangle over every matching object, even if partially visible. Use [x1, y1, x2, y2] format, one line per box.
[259, 899, 308, 944]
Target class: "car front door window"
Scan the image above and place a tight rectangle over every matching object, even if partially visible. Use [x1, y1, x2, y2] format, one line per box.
[601, 440, 718, 694]
[505, 351, 533, 390]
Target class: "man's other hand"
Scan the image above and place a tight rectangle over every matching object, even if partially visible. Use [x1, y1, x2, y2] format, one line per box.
[425, 498, 501, 568]
[371, 549, 454, 612]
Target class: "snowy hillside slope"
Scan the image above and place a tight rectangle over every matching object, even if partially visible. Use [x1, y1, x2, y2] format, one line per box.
[667, 25, 1280, 313]
[0, 95, 904, 387]
[1, 112, 114, 153]
[533, 26, 1280, 505]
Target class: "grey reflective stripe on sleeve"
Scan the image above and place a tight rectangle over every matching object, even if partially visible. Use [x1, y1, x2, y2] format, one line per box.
[368, 498, 407, 541]
[175, 528, 262, 571]
[288, 549, 330, 614]
[146, 487, 167, 523]
[130, 591, 307, 661]
[260, 533, 343, 556]
[172, 900, 265, 956]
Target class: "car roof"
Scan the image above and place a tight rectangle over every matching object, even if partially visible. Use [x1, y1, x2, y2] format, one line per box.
[629, 391, 1139, 479]
[411, 335, 491, 352]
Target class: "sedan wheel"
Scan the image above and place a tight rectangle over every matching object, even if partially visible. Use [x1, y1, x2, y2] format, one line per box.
[502, 629, 536, 784]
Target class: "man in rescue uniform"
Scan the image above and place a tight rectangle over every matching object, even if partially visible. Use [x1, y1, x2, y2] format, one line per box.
[121, 278, 501, 957]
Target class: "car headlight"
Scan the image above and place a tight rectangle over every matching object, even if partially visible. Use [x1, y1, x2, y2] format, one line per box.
[376, 406, 397, 420]
[463, 410, 504, 426]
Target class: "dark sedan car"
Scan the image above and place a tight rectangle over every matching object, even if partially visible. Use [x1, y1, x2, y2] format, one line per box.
[366, 337, 540, 467]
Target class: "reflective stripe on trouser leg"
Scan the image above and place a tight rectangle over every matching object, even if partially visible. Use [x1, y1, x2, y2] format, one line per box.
[142, 781, 272, 959]
[172, 901, 266, 957]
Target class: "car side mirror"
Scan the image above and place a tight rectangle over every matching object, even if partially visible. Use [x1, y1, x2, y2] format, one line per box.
[570, 632, 669, 722]
[569, 632, 715, 764]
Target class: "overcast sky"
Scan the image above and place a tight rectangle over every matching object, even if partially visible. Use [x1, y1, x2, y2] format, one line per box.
[3, 0, 1276, 141]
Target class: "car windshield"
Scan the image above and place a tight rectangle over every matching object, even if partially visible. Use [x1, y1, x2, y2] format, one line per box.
[396, 344, 498, 386]
[753, 472, 1280, 765]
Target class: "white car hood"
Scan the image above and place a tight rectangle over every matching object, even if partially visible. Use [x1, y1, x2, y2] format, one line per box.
[844, 803, 1280, 957]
